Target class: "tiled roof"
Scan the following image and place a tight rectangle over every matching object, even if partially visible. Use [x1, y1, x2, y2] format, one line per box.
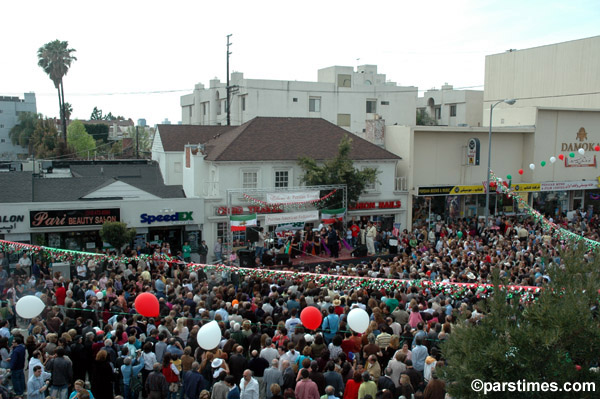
[157, 117, 401, 162]
[156, 124, 233, 152]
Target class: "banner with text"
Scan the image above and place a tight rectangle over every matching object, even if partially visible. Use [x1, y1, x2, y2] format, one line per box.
[264, 210, 319, 226]
[266, 191, 319, 204]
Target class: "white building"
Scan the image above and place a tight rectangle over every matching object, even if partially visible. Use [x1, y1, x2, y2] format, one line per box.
[153, 117, 408, 259]
[484, 35, 600, 126]
[416, 84, 484, 127]
[0, 93, 36, 159]
[180, 65, 417, 137]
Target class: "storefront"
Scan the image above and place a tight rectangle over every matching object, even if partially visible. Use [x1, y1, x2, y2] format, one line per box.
[348, 199, 406, 231]
[1, 198, 204, 254]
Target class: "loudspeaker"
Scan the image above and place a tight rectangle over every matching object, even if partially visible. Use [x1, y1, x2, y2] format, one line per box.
[275, 253, 290, 266]
[388, 245, 398, 254]
[238, 249, 255, 267]
[351, 245, 368, 257]
[262, 252, 274, 266]
[246, 226, 259, 243]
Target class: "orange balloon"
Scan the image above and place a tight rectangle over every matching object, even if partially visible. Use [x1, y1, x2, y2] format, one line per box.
[232, 299, 239, 306]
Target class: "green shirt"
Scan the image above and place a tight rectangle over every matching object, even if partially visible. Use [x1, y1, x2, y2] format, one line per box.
[182, 245, 191, 258]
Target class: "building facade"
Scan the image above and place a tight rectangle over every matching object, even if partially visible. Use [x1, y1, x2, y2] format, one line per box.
[416, 84, 483, 127]
[180, 65, 417, 136]
[385, 108, 600, 226]
[153, 117, 408, 260]
[0, 93, 36, 159]
[483, 35, 600, 126]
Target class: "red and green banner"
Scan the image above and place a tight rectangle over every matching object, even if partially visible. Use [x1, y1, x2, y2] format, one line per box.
[321, 208, 345, 224]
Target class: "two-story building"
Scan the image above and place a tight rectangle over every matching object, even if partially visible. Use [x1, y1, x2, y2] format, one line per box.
[152, 117, 408, 259]
[0, 93, 36, 160]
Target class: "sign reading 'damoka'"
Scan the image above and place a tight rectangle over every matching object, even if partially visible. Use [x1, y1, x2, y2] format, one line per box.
[30, 209, 120, 228]
[561, 127, 599, 152]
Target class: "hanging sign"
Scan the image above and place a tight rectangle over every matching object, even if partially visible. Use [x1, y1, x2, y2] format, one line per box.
[266, 191, 319, 204]
[264, 211, 319, 226]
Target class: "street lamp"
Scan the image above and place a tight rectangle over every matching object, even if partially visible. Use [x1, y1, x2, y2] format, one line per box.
[485, 98, 516, 226]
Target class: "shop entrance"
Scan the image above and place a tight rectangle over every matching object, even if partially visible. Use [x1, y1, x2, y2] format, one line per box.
[148, 227, 184, 252]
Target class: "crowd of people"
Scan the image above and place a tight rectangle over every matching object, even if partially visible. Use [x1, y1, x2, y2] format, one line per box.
[0, 211, 596, 399]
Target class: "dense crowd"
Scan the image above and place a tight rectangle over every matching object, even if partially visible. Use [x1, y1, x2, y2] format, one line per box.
[0, 212, 596, 399]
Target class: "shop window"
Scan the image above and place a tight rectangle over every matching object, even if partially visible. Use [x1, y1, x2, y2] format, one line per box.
[275, 170, 289, 188]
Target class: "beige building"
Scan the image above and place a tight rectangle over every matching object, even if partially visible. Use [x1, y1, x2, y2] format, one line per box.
[386, 108, 600, 226]
[484, 35, 600, 126]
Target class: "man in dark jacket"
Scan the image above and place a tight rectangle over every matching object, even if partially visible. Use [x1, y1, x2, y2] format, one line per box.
[229, 345, 248, 382]
[146, 363, 168, 399]
[9, 335, 26, 397]
[308, 360, 327, 395]
[281, 360, 296, 391]
[182, 362, 207, 399]
[323, 361, 344, 398]
[378, 367, 397, 397]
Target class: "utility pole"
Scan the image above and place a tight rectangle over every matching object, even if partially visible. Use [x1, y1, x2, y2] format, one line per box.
[226, 34, 232, 126]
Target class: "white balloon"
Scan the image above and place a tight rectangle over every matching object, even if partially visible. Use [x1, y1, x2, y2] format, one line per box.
[347, 308, 370, 334]
[96, 291, 104, 300]
[16, 295, 45, 319]
[550, 156, 556, 163]
[197, 320, 222, 350]
[578, 148, 585, 155]
[529, 163, 535, 170]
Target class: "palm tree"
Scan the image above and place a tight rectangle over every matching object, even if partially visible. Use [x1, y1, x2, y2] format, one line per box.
[37, 40, 77, 142]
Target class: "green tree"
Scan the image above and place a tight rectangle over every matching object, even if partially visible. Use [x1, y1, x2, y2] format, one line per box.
[30, 118, 67, 158]
[90, 106, 103, 120]
[441, 244, 600, 398]
[99, 221, 137, 254]
[67, 120, 95, 158]
[9, 112, 41, 153]
[63, 102, 73, 120]
[298, 135, 379, 206]
[124, 126, 154, 157]
[37, 40, 77, 142]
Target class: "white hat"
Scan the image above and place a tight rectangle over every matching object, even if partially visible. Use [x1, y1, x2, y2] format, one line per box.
[211, 358, 223, 368]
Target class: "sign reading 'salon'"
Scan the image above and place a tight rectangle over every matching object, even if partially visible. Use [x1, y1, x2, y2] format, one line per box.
[30, 209, 120, 228]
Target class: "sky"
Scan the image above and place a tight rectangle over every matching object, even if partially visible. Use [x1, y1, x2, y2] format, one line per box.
[2, 0, 599, 127]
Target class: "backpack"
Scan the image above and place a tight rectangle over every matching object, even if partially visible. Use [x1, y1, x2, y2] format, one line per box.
[129, 364, 143, 395]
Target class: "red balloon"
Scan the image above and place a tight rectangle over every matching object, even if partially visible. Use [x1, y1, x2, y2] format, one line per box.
[595, 145, 600, 152]
[558, 154, 564, 160]
[518, 169, 524, 175]
[135, 292, 159, 317]
[300, 306, 323, 331]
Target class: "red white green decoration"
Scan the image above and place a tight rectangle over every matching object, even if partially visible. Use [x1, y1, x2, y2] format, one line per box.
[321, 208, 346, 223]
[230, 213, 257, 231]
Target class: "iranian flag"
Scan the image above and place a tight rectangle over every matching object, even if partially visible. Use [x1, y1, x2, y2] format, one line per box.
[321, 208, 346, 224]
[230, 214, 257, 231]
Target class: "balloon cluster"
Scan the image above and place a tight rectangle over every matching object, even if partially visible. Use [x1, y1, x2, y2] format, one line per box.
[514, 145, 599, 176]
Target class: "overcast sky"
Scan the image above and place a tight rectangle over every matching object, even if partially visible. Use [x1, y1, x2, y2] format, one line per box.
[2, 0, 598, 126]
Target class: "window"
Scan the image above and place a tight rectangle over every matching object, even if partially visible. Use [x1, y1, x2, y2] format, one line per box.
[188, 106, 193, 119]
[450, 105, 457, 117]
[0, 109, 3, 113]
[202, 102, 207, 115]
[337, 114, 351, 127]
[242, 171, 258, 189]
[217, 222, 227, 241]
[364, 168, 378, 191]
[435, 107, 441, 120]
[366, 99, 377, 114]
[293, 98, 298, 102]
[174, 162, 182, 173]
[275, 170, 289, 188]
[337, 74, 352, 88]
[309, 97, 321, 112]
[0, 139, 5, 143]
[217, 100, 222, 115]
[241, 96, 246, 111]
[381, 101, 390, 105]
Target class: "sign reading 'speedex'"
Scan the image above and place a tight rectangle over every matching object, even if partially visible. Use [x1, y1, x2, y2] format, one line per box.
[140, 211, 193, 225]
[30, 209, 120, 228]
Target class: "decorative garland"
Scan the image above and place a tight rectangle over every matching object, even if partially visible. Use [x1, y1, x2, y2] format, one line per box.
[0, 240, 172, 265]
[186, 263, 542, 302]
[242, 189, 338, 209]
[489, 171, 600, 249]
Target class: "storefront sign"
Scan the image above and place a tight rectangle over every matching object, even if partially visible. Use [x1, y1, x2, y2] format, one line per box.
[560, 127, 598, 152]
[30, 209, 120, 228]
[349, 200, 402, 210]
[0, 214, 25, 231]
[417, 185, 485, 196]
[467, 138, 480, 166]
[266, 191, 319, 204]
[215, 206, 283, 216]
[140, 211, 194, 225]
[264, 211, 320, 226]
[565, 154, 596, 167]
[512, 183, 541, 193]
[540, 181, 598, 191]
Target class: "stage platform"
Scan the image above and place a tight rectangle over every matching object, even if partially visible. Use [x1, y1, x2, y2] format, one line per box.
[269, 246, 400, 271]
